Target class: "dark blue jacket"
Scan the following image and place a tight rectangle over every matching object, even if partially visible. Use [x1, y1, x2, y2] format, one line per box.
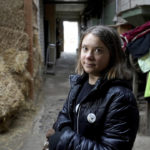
[53, 74, 139, 150]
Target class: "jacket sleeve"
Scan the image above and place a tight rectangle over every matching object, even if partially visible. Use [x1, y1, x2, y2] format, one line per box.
[53, 95, 73, 131]
[55, 88, 139, 150]
[100, 90, 139, 150]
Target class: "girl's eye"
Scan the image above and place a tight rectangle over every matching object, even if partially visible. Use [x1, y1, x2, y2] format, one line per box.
[95, 48, 103, 54]
[82, 46, 88, 52]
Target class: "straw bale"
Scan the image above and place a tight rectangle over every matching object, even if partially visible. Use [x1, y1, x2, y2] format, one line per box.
[0, 57, 8, 73]
[33, 32, 40, 48]
[0, 0, 24, 10]
[0, 57, 25, 132]
[34, 75, 43, 94]
[33, 33, 43, 77]
[1, 48, 33, 98]
[12, 72, 33, 98]
[32, 1, 38, 27]
[2, 48, 29, 73]
[0, 27, 29, 52]
[0, 10, 25, 31]
[33, 47, 41, 77]
[0, 0, 25, 30]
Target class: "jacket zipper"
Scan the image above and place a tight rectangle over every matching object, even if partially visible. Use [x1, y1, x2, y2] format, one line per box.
[76, 90, 96, 134]
[77, 104, 81, 134]
[67, 87, 73, 121]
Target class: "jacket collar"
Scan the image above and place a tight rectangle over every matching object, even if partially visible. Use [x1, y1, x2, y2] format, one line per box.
[69, 73, 88, 87]
[69, 73, 132, 91]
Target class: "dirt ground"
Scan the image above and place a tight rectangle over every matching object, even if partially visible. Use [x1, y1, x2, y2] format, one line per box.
[0, 52, 150, 150]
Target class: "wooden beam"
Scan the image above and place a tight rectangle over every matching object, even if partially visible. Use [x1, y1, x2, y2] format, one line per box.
[24, 0, 34, 100]
[44, 0, 87, 4]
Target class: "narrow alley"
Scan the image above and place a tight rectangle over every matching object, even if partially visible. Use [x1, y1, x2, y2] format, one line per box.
[20, 52, 77, 150]
[0, 52, 150, 150]
[0, 52, 76, 150]
[0, 0, 150, 150]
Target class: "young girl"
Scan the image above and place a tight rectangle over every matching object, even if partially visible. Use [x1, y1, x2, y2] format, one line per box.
[45, 25, 139, 150]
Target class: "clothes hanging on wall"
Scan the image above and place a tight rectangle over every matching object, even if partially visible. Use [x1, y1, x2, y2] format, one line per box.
[144, 72, 150, 98]
[121, 21, 150, 50]
[120, 21, 150, 71]
[138, 50, 150, 73]
[126, 33, 150, 58]
[121, 21, 150, 99]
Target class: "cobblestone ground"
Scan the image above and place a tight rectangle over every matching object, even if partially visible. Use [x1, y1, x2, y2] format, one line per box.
[0, 52, 150, 150]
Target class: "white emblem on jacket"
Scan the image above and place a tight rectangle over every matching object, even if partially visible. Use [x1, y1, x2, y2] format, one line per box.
[87, 113, 96, 123]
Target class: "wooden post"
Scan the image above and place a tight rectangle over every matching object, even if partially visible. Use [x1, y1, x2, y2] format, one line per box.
[24, 0, 34, 100]
[132, 72, 138, 99]
[146, 72, 150, 135]
[147, 100, 150, 135]
[44, 4, 56, 73]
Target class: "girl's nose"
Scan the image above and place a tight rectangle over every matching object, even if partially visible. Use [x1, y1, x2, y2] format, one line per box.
[86, 51, 94, 59]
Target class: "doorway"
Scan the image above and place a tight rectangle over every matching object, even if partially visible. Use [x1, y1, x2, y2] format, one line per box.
[63, 21, 79, 54]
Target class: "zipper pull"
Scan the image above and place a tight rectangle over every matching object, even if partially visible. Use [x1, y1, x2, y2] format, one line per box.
[75, 104, 80, 113]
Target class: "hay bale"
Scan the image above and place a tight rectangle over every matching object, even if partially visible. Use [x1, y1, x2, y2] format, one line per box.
[33, 47, 43, 77]
[0, 27, 29, 52]
[1, 48, 32, 98]
[0, 9, 25, 31]
[0, 0, 24, 11]
[32, 1, 38, 27]
[0, 0, 25, 30]
[0, 57, 24, 132]
[12, 72, 33, 98]
[2, 48, 29, 73]
[33, 33, 43, 77]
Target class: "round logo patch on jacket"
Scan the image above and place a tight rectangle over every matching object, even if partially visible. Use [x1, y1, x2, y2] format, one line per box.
[87, 113, 96, 123]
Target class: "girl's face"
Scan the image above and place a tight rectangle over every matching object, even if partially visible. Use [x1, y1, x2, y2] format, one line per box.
[80, 33, 110, 77]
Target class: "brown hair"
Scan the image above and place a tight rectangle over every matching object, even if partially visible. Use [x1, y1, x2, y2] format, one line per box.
[76, 25, 131, 80]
